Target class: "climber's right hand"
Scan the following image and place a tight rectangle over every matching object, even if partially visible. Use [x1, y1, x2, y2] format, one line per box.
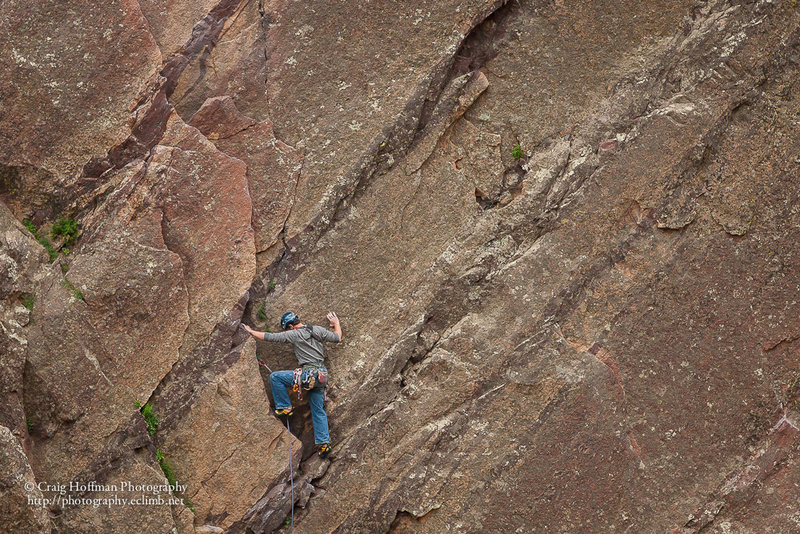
[327, 312, 339, 327]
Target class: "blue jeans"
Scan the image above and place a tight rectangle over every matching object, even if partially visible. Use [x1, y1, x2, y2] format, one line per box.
[270, 368, 329, 445]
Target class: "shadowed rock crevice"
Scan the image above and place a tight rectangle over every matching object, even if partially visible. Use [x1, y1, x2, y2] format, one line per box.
[447, 0, 520, 82]
[0, 163, 59, 223]
[145, 293, 249, 431]
[160, 0, 246, 98]
[679, 412, 800, 533]
[78, 85, 172, 184]
[387, 507, 438, 534]
[412, 0, 515, 146]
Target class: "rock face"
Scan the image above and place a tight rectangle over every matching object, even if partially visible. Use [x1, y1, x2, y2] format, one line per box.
[155, 339, 301, 530]
[2, 0, 800, 532]
[0, 203, 48, 441]
[0, 425, 49, 533]
[188, 96, 302, 265]
[0, 0, 162, 179]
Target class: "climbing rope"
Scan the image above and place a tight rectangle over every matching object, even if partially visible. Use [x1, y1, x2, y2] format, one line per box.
[286, 417, 294, 533]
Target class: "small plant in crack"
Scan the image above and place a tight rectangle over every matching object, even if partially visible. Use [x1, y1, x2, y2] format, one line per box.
[787, 374, 800, 411]
[156, 448, 177, 486]
[60, 277, 84, 301]
[512, 144, 524, 161]
[23, 219, 58, 261]
[22, 219, 38, 235]
[154, 448, 193, 512]
[139, 402, 160, 435]
[51, 216, 80, 246]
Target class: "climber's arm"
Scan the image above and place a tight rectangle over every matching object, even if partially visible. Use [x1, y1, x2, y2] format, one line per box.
[241, 324, 292, 342]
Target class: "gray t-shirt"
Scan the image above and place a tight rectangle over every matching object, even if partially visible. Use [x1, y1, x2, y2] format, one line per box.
[262, 325, 340, 366]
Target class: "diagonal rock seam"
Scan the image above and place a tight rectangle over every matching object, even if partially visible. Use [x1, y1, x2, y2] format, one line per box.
[159, 0, 247, 98]
[55, 0, 253, 226]
[680, 410, 800, 532]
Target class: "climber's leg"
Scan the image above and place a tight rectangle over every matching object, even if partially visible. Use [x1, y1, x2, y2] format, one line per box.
[270, 370, 294, 412]
[307, 386, 330, 446]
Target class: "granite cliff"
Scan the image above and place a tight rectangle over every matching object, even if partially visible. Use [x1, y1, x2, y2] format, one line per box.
[2, 0, 800, 532]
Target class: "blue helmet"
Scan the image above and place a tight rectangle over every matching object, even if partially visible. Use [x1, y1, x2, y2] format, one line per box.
[280, 312, 298, 330]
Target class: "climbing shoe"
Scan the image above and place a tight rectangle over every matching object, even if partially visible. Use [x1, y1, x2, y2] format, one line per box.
[317, 443, 331, 458]
[274, 407, 294, 418]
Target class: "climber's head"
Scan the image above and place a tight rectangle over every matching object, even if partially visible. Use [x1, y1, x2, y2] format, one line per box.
[281, 311, 299, 330]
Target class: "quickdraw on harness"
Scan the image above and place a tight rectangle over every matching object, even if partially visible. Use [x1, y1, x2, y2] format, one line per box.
[291, 365, 328, 401]
[291, 367, 304, 398]
[255, 356, 272, 372]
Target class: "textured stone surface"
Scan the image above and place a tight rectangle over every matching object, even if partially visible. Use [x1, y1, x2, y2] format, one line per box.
[157, 339, 299, 529]
[41, 411, 185, 533]
[55, 459, 178, 534]
[23, 207, 189, 483]
[165, 0, 518, 244]
[138, 0, 219, 58]
[265, 0, 511, 243]
[168, 0, 268, 121]
[2, 0, 800, 532]
[0, 0, 161, 178]
[0, 425, 50, 533]
[0, 204, 48, 441]
[189, 96, 302, 264]
[146, 111, 256, 355]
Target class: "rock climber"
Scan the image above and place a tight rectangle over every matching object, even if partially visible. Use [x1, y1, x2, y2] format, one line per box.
[242, 311, 342, 458]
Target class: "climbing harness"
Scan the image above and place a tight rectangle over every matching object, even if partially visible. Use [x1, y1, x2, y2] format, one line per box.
[291, 365, 329, 401]
[286, 417, 294, 533]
